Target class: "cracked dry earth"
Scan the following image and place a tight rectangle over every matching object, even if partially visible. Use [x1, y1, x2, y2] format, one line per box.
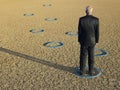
[0, 0, 120, 90]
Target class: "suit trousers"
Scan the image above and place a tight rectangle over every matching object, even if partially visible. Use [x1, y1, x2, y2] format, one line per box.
[80, 44, 95, 75]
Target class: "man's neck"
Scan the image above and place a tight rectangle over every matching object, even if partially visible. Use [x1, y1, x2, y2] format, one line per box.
[86, 14, 93, 16]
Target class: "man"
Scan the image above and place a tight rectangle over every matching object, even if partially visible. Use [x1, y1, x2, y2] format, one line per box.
[78, 6, 99, 76]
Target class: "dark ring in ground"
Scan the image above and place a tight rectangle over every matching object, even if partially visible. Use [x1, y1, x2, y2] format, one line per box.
[75, 67, 102, 79]
[43, 4, 52, 7]
[23, 13, 34, 16]
[95, 48, 108, 56]
[30, 29, 45, 34]
[43, 42, 64, 48]
[45, 18, 58, 21]
[65, 31, 78, 36]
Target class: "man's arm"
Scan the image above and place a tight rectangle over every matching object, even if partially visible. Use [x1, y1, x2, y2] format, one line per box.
[78, 18, 82, 43]
[95, 18, 99, 43]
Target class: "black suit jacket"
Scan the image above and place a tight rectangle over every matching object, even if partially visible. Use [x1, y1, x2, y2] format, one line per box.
[78, 15, 99, 46]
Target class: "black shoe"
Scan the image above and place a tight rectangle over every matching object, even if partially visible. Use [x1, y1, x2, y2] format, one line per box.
[89, 71, 94, 76]
[79, 70, 84, 75]
[89, 73, 94, 76]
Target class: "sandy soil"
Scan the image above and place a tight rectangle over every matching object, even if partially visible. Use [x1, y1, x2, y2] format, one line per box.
[0, 0, 120, 90]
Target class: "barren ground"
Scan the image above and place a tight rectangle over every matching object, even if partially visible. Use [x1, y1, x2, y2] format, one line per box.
[0, 0, 120, 90]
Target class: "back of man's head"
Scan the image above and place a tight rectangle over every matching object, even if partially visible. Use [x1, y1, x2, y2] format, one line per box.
[86, 6, 93, 15]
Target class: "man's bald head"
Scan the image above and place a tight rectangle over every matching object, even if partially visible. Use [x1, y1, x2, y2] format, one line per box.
[86, 6, 93, 15]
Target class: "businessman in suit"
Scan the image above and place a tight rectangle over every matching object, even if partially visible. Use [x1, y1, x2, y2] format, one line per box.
[78, 6, 99, 76]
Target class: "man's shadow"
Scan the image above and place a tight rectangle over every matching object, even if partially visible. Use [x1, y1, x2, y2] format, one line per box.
[0, 47, 75, 74]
